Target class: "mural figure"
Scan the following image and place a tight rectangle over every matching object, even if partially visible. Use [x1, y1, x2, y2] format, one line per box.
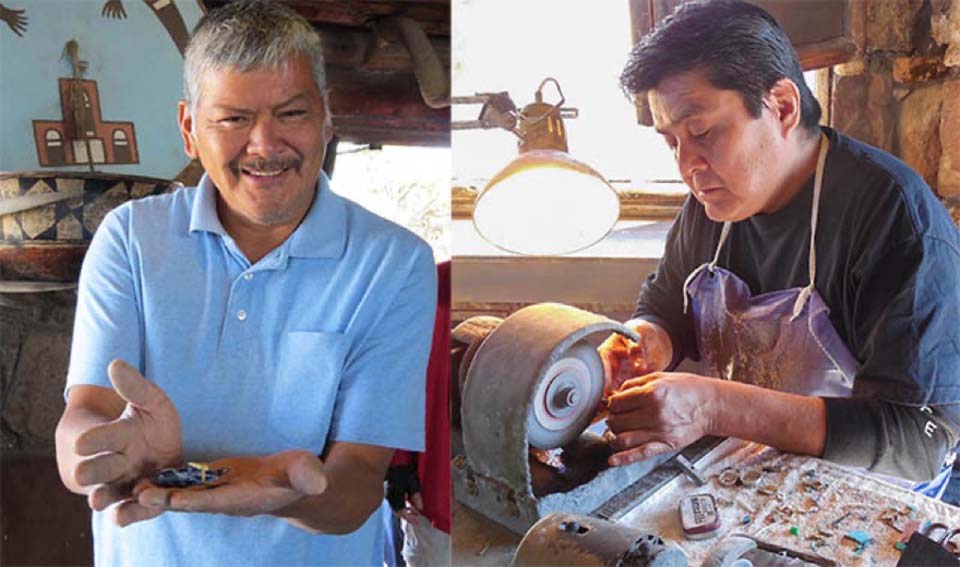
[0, 1, 190, 54]
[0, 3, 26, 37]
[100, 0, 190, 56]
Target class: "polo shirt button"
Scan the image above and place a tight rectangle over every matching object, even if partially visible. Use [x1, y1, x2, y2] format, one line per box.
[243, 273, 253, 281]
[237, 309, 247, 321]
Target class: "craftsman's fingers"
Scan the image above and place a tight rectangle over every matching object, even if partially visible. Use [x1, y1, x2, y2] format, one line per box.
[286, 453, 327, 496]
[609, 441, 674, 467]
[108, 359, 168, 409]
[88, 482, 132, 511]
[609, 429, 674, 452]
[607, 411, 669, 436]
[75, 452, 131, 486]
[600, 352, 620, 391]
[75, 419, 134, 456]
[598, 333, 628, 386]
[115, 499, 165, 527]
[607, 378, 660, 414]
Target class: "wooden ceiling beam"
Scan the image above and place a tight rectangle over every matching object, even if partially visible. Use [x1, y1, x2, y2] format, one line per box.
[319, 26, 449, 72]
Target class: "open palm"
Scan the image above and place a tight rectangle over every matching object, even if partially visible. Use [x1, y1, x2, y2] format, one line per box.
[134, 450, 328, 519]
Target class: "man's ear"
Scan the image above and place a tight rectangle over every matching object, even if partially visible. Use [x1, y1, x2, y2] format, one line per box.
[178, 101, 199, 159]
[320, 90, 335, 146]
[766, 78, 802, 138]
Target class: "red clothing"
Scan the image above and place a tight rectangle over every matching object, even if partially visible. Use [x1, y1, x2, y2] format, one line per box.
[391, 261, 451, 533]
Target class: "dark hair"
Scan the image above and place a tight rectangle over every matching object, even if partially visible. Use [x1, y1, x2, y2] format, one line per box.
[620, 0, 821, 135]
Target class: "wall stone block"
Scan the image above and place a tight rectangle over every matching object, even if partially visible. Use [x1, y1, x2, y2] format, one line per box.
[938, 80, 960, 196]
[832, 73, 897, 153]
[866, 0, 923, 52]
[3, 329, 71, 449]
[900, 84, 944, 189]
[933, 0, 960, 66]
[893, 56, 950, 82]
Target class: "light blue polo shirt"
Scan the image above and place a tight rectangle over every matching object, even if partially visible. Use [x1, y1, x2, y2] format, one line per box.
[66, 172, 437, 566]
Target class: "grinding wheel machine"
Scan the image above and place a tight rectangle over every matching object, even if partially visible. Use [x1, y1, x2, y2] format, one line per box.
[452, 303, 717, 535]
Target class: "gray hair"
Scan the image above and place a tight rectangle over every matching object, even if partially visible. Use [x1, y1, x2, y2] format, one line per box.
[184, 0, 327, 117]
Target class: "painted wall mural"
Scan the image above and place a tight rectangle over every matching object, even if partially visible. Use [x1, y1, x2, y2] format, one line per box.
[0, 0, 204, 179]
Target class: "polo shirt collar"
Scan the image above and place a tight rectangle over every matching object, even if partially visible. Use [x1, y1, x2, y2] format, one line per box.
[188, 173, 227, 236]
[288, 172, 346, 259]
[188, 172, 346, 259]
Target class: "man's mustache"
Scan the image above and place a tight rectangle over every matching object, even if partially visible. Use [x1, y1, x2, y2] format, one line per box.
[229, 156, 302, 176]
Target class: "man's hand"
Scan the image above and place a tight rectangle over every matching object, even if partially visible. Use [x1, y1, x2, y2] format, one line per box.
[606, 372, 717, 466]
[72, 360, 183, 520]
[598, 320, 674, 395]
[385, 464, 424, 522]
[130, 450, 327, 523]
[606, 373, 830, 467]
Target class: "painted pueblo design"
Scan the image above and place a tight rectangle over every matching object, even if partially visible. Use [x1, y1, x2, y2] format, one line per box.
[0, 172, 177, 283]
[0, 172, 174, 243]
[32, 79, 139, 167]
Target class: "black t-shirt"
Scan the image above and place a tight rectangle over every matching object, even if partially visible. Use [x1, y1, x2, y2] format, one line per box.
[634, 127, 960, 481]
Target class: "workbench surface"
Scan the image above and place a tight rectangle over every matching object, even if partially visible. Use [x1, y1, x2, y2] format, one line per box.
[453, 438, 960, 565]
[620, 438, 960, 565]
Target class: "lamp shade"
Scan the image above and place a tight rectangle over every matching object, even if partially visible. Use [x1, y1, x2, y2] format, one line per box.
[472, 149, 620, 255]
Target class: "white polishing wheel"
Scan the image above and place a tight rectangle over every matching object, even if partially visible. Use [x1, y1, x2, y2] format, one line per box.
[526, 341, 605, 449]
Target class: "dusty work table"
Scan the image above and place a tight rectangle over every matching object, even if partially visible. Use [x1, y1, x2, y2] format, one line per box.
[621, 438, 960, 566]
[454, 438, 960, 566]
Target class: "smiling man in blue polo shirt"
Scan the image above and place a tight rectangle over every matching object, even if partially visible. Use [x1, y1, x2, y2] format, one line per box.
[53, 1, 437, 565]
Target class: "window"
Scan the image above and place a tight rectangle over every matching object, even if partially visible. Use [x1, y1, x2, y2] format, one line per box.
[453, 0, 675, 193]
[45, 129, 62, 146]
[331, 143, 451, 261]
[452, 0, 684, 260]
[452, 0, 835, 258]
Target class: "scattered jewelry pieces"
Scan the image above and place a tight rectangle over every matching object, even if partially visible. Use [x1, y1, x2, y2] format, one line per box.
[740, 468, 763, 487]
[715, 495, 734, 508]
[734, 496, 757, 514]
[800, 496, 820, 514]
[830, 512, 851, 528]
[757, 483, 780, 497]
[844, 530, 873, 557]
[717, 468, 739, 487]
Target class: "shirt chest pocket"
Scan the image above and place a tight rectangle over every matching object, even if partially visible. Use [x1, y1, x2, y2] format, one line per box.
[268, 331, 348, 451]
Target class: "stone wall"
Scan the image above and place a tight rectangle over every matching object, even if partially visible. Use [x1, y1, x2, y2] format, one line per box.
[831, 0, 960, 223]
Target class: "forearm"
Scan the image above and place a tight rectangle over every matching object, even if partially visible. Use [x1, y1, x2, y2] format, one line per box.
[272, 445, 392, 535]
[821, 398, 958, 482]
[710, 380, 827, 457]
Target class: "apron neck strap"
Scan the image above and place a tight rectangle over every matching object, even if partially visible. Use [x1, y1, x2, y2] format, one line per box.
[709, 221, 732, 270]
[689, 133, 830, 318]
[791, 132, 830, 320]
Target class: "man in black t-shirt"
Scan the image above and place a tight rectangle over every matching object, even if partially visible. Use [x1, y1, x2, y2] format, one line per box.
[600, 0, 960, 495]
